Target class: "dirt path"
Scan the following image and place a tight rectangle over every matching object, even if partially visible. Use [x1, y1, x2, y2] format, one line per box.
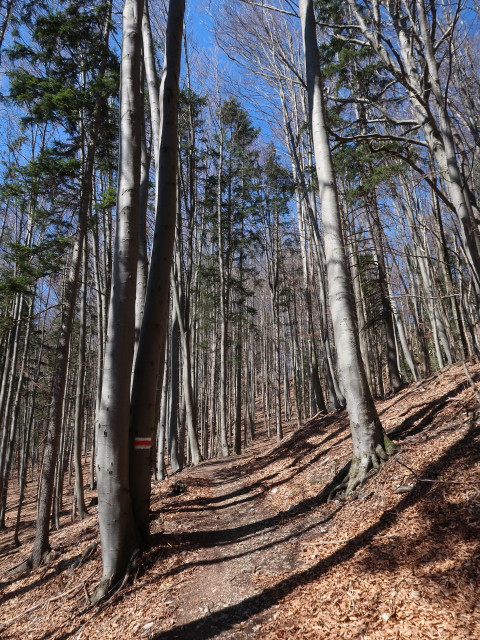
[2, 362, 480, 640]
[156, 452, 333, 639]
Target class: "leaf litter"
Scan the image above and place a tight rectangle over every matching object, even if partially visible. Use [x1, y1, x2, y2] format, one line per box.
[0, 360, 479, 638]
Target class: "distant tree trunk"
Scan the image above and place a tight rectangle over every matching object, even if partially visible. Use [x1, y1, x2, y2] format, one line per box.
[168, 309, 182, 474]
[366, 196, 403, 393]
[31, 227, 87, 567]
[387, 282, 418, 381]
[0, 293, 24, 526]
[73, 241, 88, 519]
[217, 128, 229, 457]
[14, 312, 47, 546]
[156, 348, 169, 480]
[233, 325, 242, 455]
[0, 298, 32, 527]
[171, 249, 202, 465]
[27, 0, 114, 573]
[300, 0, 390, 492]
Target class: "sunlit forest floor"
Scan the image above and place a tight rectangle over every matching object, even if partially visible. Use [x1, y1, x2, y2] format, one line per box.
[1, 361, 480, 639]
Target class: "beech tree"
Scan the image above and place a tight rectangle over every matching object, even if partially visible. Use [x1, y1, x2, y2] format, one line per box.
[4, 0, 480, 593]
[129, 0, 186, 541]
[3, 0, 115, 568]
[95, 0, 144, 595]
[299, 0, 392, 492]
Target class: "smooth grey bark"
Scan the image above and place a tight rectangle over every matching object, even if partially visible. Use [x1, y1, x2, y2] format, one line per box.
[134, 102, 150, 363]
[296, 188, 327, 413]
[366, 198, 403, 393]
[156, 347, 169, 480]
[216, 128, 230, 458]
[73, 242, 88, 519]
[95, 0, 144, 593]
[300, 0, 390, 492]
[171, 249, 202, 465]
[142, 0, 160, 162]
[280, 90, 338, 410]
[168, 309, 182, 473]
[129, 0, 185, 542]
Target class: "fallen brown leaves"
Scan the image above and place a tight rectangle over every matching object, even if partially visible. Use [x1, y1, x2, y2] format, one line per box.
[0, 361, 479, 639]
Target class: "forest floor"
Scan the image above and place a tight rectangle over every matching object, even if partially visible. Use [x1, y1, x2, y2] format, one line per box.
[1, 361, 480, 639]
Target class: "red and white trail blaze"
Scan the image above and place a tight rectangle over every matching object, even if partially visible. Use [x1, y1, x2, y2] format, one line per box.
[133, 437, 152, 450]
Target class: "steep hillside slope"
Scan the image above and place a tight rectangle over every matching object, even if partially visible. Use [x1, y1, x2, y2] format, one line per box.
[1, 361, 480, 639]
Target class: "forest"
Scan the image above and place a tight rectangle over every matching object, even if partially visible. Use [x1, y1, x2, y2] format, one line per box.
[0, 0, 479, 637]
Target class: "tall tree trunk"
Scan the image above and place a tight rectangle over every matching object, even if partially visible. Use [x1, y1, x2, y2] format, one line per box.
[156, 345, 169, 480]
[368, 197, 403, 392]
[134, 105, 150, 363]
[30, 0, 113, 573]
[168, 309, 182, 473]
[217, 128, 229, 458]
[299, 0, 390, 493]
[94, 0, 144, 596]
[171, 254, 202, 465]
[129, 0, 185, 542]
[73, 242, 88, 519]
[31, 229, 87, 567]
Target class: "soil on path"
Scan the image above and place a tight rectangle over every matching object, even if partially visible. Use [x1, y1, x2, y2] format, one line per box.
[160, 453, 329, 639]
[1, 361, 480, 639]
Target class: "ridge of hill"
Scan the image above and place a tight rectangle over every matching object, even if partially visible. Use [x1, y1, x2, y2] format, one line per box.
[1, 361, 480, 639]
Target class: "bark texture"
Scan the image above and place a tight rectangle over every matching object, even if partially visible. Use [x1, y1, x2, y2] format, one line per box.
[299, 0, 390, 493]
[95, 0, 144, 593]
[129, 0, 186, 541]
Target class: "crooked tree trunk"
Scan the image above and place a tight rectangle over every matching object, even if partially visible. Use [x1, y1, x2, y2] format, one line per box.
[300, 0, 390, 493]
[128, 0, 185, 542]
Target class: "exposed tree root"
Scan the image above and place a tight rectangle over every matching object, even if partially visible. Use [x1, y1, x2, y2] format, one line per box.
[329, 436, 394, 499]
[68, 542, 97, 575]
[91, 577, 113, 605]
[9, 544, 62, 578]
[91, 548, 141, 605]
